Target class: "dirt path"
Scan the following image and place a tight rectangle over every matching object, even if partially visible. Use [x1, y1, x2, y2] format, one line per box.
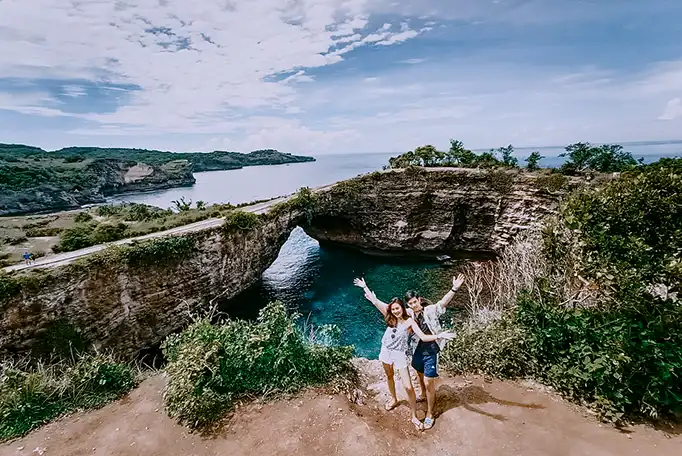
[3, 182, 337, 273]
[2, 360, 679, 456]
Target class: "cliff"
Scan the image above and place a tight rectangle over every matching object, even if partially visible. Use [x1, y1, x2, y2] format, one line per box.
[0, 211, 297, 358]
[305, 167, 579, 256]
[0, 143, 315, 215]
[0, 158, 195, 216]
[0, 167, 576, 358]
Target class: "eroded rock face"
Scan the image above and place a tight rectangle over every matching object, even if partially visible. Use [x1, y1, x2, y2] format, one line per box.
[0, 168, 573, 359]
[0, 213, 295, 358]
[305, 168, 574, 256]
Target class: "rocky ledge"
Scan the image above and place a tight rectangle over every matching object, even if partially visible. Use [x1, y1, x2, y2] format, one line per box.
[305, 167, 580, 256]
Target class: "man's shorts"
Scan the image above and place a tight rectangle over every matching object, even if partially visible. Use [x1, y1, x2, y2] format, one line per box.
[379, 346, 409, 370]
[411, 346, 439, 378]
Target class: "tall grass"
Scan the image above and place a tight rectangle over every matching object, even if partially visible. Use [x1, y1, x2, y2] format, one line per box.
[0, 353, 137, 441]
[162, 301, 355, 428]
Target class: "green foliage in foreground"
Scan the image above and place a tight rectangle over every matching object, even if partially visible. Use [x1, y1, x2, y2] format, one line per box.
[162, 301, 355, 428]
[443, 159, 682, 423]
[0, 354, 136, 441]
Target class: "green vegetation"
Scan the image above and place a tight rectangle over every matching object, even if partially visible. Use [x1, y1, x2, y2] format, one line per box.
[535, 173, 569, 193]
[0, 353, 137, 441]
[525, 151, 544, 171]
[162, 301, 354, 428]
[559, 142, 640, 174]
[387, 139, 645, 175]
[222, 210, 263, 233]
[388, 141, 522, 169]
[0, 142, 314, 216]
[443, 158, 682, 423]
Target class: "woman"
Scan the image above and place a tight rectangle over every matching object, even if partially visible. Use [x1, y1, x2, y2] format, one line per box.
[354, 278, 455, 430]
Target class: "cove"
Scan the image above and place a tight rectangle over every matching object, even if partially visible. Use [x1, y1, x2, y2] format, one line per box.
[220, 228, 467, 358]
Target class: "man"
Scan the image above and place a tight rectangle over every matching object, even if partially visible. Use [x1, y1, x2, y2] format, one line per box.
[356, 273, 465, 430]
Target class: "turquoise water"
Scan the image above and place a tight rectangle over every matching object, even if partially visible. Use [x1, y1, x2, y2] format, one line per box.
[221, 228, 465, 359]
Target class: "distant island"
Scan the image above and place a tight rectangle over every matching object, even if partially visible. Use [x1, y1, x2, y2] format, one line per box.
[0, 144, 315, 215]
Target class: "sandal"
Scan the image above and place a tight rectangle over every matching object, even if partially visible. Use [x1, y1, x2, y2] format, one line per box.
[411, 417, 424, 431]
[384, 400, 398, 411]
[423, 417, 434, 430]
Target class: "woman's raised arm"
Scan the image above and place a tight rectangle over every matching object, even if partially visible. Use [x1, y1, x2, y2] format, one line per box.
[353, 277, 388, 316]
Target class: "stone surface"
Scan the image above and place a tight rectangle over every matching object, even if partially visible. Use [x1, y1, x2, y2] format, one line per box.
[0, 168, 574, 358]
[305, 167, 576, 256]
[0, 212, 296, 358]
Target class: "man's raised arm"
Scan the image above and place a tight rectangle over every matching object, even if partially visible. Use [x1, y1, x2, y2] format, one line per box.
[435, 273, 465, 311]
[353, 277, 389, 316]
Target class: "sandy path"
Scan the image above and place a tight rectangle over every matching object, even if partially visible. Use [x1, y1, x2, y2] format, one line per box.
[2, 360, 679, 456]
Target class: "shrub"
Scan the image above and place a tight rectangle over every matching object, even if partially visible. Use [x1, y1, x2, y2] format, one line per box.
[53, 225, 97, 252]
[0, 354, 136, 441]
[449, 159, 682, 423]
[119, 235, 197, 267]
[162, 301, 354, 428]
[223, 210, 262, 233]
[97, 205, 122, 217]
[535, 173, 569, 193]
[74, 212, 93, 223]
[92, 222, 128, 244]
[485, 170, 515, 193]
[25, 227, 63, 237]
[441, 315, 534, 379]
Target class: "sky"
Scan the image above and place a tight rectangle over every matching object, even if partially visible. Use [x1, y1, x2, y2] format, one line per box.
[0, 0, 681, 155]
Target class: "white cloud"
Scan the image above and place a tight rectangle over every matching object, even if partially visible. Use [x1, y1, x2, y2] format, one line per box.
[401, 58, 426, 64]
[0, 0, 424, 134]
[0, 91, 76, 117]
[659, 98, 682, 121]
[62, 85, 87, 97]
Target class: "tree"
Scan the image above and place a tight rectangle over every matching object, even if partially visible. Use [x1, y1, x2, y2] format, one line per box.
[560, 142, 639, 174]
[446, 140, 477, 167]
[196, 201, 206, 210]
[525, 151, 544, 171]
[414, 145, 441, 167]
[171, 197, 192, 212]
[497, 144, 518, 168]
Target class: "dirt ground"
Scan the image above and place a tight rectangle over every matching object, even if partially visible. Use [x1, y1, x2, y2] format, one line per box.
[1, 359, 680, 456]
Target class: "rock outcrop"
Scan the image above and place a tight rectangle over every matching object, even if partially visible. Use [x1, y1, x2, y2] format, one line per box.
[0, 159, 195, 216]
[0, 212, 296, 357]
[306, 167, 576, 256]
[0, 167, 575, 358]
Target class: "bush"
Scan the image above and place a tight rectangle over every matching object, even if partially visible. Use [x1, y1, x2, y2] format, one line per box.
[74, 212, 93, 223]
[92, 222, 128, 244]
[0, 354, 136, 441]
[441, 316, 535, 379]
[223, 210, 262, 233]
[162, 302, 354, 428]
[97, 205, 122, 217]
[449, 159, 682, 423]
[53, 225, 97, 252]
[535, 173, 569, 193]
[25, 227, 63, 237]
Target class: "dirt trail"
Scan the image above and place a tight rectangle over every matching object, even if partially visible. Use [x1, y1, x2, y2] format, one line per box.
[2, 360, 679, 456]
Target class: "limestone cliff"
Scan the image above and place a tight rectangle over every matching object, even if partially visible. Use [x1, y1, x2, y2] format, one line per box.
[0, 212, 296, 357]
[305, 167, 578, 256]
[0, 167, 575, 359]
[0, 159, 195, 216]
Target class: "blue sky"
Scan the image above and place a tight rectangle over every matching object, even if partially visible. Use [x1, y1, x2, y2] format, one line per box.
[0, 0, 681, 155]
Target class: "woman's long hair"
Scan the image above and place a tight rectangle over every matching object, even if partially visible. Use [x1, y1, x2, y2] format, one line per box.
[385, 298, 408, 327]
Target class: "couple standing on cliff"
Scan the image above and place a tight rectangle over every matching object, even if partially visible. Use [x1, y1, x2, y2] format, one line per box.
[353, 274, 465, 431]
